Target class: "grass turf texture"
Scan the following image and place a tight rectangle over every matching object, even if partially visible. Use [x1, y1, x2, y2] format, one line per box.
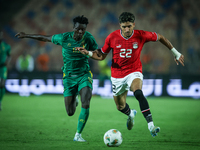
[0, 94, 200, 150]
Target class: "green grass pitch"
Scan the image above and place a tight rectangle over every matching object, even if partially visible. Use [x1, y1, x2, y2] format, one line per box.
[0, 94, 200, 150]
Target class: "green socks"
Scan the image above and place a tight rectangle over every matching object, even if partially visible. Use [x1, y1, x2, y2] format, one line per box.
[77, 107, 89, 133]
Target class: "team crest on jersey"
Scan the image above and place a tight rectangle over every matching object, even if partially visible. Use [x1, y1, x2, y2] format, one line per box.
[67, 43, 71, 47]
[133, 42, 138, 49]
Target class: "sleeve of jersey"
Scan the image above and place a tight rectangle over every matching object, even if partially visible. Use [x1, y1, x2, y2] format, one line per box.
[101, 36, 111, 54]
[51, 33, 63, 45]
[142, 31, 158, 42]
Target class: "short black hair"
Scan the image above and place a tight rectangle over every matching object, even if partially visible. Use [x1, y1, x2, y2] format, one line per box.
[119, 12, 135, 23]
[73, 15, 89, 26]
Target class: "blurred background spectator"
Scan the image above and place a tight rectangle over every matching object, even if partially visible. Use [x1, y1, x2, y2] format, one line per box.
[0, 0, 200, 78]
[36, 48, 49, 72]
[16, 50, 34, 72]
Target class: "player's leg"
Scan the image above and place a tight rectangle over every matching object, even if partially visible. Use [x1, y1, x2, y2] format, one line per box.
[130, 78, 160, 136]
[73, 71, 93, 142]
[78, 87, 92, 131]
[113, 90, 128, 113]
[64, 95, 77, 116]
[111, 76, 137, 130]
[113, 91, 137, 130]
[74, 87, 92, 142]
[63, 73, 78, 116]
[0, 78, 6, 111]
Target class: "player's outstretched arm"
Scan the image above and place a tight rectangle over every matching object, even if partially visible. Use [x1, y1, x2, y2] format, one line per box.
[157, 33, 184, 66]
[76, 47, 107, 60]
[15, 32, 52, 42]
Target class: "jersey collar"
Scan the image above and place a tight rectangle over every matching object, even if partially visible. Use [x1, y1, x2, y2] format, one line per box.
[120, 30, 134, 40]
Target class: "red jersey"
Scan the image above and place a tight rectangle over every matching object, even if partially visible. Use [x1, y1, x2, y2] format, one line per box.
[101, 29, 158, 78]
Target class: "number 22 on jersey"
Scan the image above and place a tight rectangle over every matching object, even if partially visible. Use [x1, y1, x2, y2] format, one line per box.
[120, 49, 132, 58]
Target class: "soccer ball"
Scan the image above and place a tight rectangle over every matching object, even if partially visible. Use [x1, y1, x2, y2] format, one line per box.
[103, 129, 123, 147]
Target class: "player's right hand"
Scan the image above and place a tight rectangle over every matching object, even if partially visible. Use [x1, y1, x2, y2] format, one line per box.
[15, 32, 26, 38]
[174, 54, 184, 66]
[76, 47, 89, 55]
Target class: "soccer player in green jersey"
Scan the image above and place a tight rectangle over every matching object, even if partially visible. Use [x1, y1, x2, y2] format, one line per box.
[0, 31, 11, 111]
[15, 15, 98, 142]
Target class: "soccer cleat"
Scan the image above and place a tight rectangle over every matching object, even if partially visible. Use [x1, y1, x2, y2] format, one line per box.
[73, 133, 86, 142]
[149, 126, 160, 137]
[75, 95, 79, 107]
[127, 109, 137, 130]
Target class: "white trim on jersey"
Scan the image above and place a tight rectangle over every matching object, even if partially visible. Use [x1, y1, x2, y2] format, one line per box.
[101, 48, 110, 54]
[120, 30, 134, 40]
[154, 32, 159, 41]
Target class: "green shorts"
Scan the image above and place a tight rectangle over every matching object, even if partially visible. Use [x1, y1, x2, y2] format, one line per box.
[63, 71, 93, 97]
[0, 67, 7, 79]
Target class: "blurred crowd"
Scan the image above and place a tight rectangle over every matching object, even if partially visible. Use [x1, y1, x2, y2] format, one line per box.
[1, 0, 200, 76]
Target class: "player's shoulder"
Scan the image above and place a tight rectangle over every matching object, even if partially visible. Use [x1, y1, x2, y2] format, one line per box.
[59, 31, 73, 40]
[52, 32, 69, 38]
[85, 31, 92, 36]
[62, 31, 73, 37]
[134, 29, 156, 35]
[84, 31, 95, 39]
[110, 29, 120, 36]
[107, 29, 120, 38]
[134, 29, 146, 35]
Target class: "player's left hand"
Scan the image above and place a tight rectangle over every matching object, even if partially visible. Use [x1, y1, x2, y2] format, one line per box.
[15, 32, 26, 38]
[175, 54, 184, 66]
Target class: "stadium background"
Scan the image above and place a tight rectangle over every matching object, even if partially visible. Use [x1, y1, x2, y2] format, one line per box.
[1, 1, 200, 150]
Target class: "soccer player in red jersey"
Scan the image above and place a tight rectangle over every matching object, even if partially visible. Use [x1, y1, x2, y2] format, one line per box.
[77, 12, 184, 137]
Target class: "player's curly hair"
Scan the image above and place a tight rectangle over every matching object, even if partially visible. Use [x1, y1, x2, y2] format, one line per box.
[119, 12, 135, 23]
[73, 15, 89, 26]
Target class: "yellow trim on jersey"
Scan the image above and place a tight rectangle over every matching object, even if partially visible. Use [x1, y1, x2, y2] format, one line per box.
[89, 71, 93, 78]
[63, 71, 92, 78]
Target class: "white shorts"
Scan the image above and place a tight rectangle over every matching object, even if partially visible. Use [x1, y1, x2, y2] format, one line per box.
[111, 72, 143, 96]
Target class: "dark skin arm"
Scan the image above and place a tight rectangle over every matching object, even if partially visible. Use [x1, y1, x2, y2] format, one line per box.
[15, 32, 52, 42]
[76, 48, 107, 61]
[157, 33, 173, 49]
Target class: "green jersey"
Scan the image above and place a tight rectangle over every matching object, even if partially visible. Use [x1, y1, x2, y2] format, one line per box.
[51, 31, 98, 75]
[0, 41, 11, 67]
[0, 41, 11, 79]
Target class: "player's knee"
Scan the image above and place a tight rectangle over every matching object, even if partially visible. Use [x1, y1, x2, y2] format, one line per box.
[134, 89, 144, 101]
[65, 106, 75, 116]
[66, 109, 75, 116]
[81, 101, 90, 109]
[67, 113, 74, 116]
